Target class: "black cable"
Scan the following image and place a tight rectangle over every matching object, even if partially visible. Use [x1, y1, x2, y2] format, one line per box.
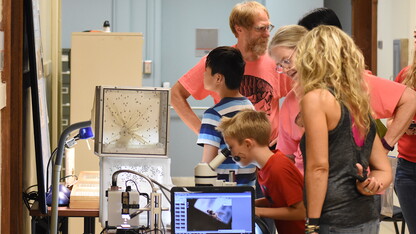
[140, 193, 151, 228]
[25, 184, 38, 194]
[23, 184, 39, 210]
[23, 191, 37, 210]
[46, 135, 80, 190]
[150, 179, 171, 194]
[160, 188, 171, 204]
[149, 179, 171, 204]
[99, 227, 107, 234]
[46, 147, 58, 190]
[125, 179, 140, 193]
[59, 174, 78, 182]
[23, 184, 44, 212]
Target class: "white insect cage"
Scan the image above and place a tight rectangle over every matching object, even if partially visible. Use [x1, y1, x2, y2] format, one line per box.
[93, 86, 170, 158]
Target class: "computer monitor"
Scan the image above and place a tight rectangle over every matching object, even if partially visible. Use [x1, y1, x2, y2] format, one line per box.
[171, 186, 255, 234]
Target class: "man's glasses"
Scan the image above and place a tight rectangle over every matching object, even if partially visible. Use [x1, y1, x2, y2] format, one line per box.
[275, 49, 296, 74]
[253, 24, 275, 32]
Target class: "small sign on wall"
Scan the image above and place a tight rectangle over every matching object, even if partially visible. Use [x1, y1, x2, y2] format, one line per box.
[195, 28, 218, 57]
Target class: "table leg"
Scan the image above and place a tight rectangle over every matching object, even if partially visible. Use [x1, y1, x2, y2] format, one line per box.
[31, 216, 37, 234]
[83, 217, 95, 234]
[61, 217, 69, 234]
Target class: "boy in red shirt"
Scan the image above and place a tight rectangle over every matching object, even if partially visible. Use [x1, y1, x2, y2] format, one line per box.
[217, 109, 305, 234]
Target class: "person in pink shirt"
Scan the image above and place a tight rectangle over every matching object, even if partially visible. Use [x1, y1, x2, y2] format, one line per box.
[390, 28, 416, 234]
[265, 25, 308, 172]
[269, 11, 416, 174]
[170, 1, 292, 144]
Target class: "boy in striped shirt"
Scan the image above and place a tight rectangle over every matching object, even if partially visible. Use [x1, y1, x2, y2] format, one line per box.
[197, 46, 256, 185]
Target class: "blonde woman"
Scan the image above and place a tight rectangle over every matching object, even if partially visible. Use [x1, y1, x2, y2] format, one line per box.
[270, 25, 416, 179]
[268, 25, 308, 173]
[392, 28, 416, 234]
[296, 26, 392, 234]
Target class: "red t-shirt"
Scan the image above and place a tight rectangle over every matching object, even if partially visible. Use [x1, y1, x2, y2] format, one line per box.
[179, 50, 292, 141]
[395, 67, 416, 162]
[257, 151, 304, 234]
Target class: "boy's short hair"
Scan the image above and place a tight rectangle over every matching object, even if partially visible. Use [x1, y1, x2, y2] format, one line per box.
[217, 109, 270, 146]
[206, 46, 245, 90]
[298, 7, 342, 31]
[229, 1, 269, 37]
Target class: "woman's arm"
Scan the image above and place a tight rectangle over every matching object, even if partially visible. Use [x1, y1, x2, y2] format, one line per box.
[301, 90, 332, 219]
[357, 134, 392, 195]
[255, 201, 306, 220]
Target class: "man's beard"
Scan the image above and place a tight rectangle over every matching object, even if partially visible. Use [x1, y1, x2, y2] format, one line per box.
[247, 36, 268, 56]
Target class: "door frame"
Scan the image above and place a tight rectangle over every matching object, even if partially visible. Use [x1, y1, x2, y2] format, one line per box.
[352, 0, 378, 74]
[1, 0, 24, 232]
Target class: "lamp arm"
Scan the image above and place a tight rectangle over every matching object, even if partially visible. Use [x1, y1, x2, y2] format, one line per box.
[50, 120, 91, 234]
[56, 121, 92, 166]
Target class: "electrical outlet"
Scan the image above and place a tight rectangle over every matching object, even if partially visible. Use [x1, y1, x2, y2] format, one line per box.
[144, 60, 152, 74]
[378, 40, 383, 49]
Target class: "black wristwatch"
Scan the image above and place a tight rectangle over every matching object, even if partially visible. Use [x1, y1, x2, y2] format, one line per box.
[381, 137, 394, 151]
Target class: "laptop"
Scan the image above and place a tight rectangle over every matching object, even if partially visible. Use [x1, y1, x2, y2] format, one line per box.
[171, 186, 255, 234]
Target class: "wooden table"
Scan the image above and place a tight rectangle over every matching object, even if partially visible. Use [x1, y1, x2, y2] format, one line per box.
[30, 202, 99, 234]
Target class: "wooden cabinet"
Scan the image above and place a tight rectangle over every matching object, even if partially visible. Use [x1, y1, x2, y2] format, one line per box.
[70, 32, 143, 173]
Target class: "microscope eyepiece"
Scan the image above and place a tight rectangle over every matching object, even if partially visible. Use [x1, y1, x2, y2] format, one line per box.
[220, 148, 231, 157]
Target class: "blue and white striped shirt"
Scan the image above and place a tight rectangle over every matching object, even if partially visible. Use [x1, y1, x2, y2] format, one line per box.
[197, 97, 256, 185]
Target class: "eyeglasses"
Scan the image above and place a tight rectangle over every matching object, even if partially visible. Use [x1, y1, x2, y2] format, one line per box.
[253, 24, 275, 32]
[275, 49, 296, 74]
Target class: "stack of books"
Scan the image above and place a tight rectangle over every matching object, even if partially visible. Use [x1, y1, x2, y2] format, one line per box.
[69, 171, 100, 209]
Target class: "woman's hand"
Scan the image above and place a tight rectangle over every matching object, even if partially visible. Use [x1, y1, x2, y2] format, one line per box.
[355, 163, 384, 195]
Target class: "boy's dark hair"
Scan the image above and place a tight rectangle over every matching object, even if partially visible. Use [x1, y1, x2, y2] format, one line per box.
[206, 46, 245, 90]
[298, 7, 343, 31]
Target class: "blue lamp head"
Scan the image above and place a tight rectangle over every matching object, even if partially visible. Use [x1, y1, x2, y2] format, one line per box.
[79, 127, 94, 139]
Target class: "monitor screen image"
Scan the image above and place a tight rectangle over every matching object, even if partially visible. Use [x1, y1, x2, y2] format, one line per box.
[171, 187, 254, 234]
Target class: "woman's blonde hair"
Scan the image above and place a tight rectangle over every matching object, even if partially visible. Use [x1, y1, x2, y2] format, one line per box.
[295, 25, 372, 135]
[403, 48, 416, 89]
[216, 109, 270, 146]
[229, 1, 269, 38]
[268, 25, 308, 53]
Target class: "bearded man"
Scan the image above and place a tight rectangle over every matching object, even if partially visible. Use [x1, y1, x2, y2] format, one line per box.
[171, 1, 292, 145]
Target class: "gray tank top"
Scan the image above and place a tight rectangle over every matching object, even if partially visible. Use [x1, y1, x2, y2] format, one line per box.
[300, 100, 378, 227]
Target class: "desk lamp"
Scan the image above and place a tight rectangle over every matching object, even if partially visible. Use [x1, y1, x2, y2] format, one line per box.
[50, 121, 93, 234]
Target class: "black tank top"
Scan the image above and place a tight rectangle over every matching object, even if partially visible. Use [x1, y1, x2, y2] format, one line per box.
[300, 98, 378, 227]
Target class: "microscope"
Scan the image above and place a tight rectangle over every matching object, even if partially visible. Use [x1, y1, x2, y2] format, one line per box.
[194, 148, 238, 186]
